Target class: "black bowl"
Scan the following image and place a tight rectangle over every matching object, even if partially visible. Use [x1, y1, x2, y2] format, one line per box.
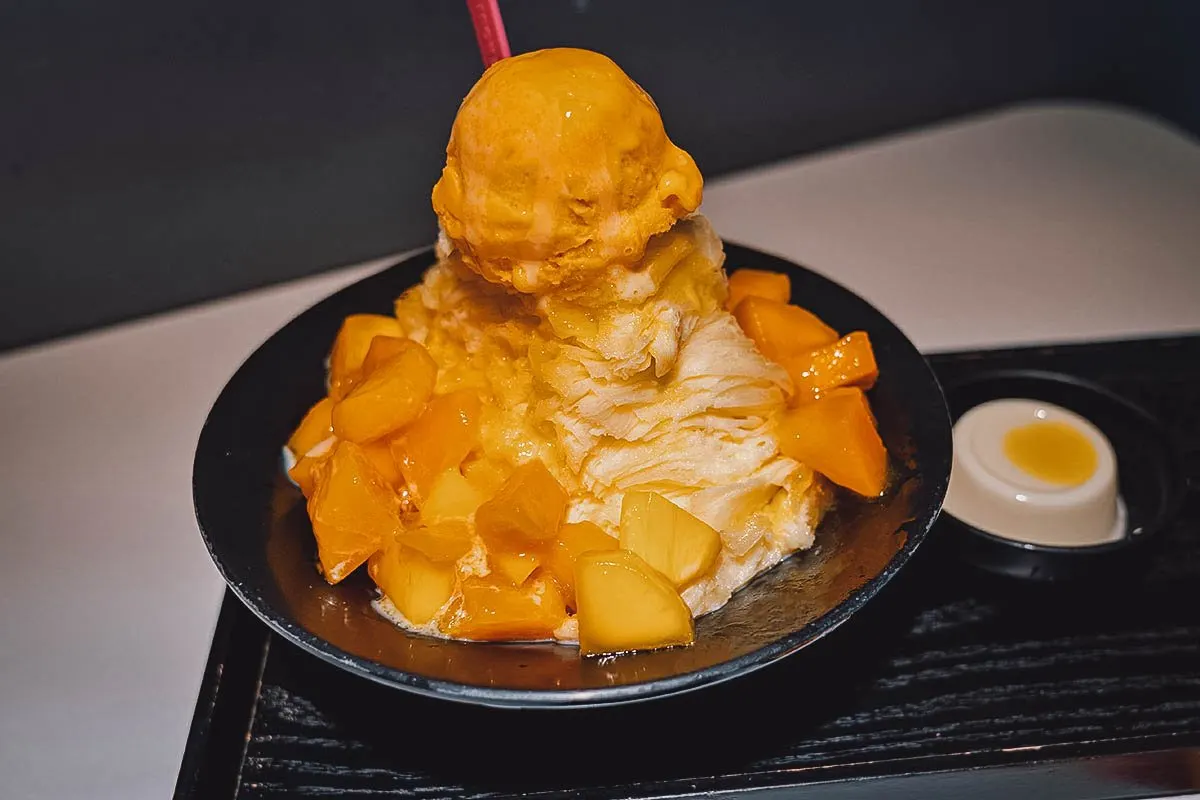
[941, 369, 1186, 582]
[192, 243, 952, 708]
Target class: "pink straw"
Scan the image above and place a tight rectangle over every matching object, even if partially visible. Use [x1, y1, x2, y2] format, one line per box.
[466, 0, 512, 68]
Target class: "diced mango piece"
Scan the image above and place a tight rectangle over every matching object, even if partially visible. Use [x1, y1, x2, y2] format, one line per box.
[491, 550, 542, 586]
[287, 397, 334, 458]
[390, 390, 482, 502]
[659, 251, 727, 314]
[420, 469, 486, 522]
[777, 386, 888, 498]
[288, 452, 326, 498]
[307, 441, 402, 583]
[287, 432, 336, 498]
[542, 298, 599, 341]
[328, 314, 405, 400]
[360, 439, 402, 487]
[398, 520, 474, 563]
[462, 457, 511, 497]
[575, 550, 695, 656]
[475, 460, 568, 548]
[619, 491, 722, 588]
[732, 297, 839, 363]
[781, 331, 879, 403]
[331, 340, 436, 443]
[642, 228, 695, 285]
[725, 268, 791, 310]
[447, 576, 567, 641]
[368, 543, 456, 625]
[546, 521, 618, 609]
[360, 335, 415, 378]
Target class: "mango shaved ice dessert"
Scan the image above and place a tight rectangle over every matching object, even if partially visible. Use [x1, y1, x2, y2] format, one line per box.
[285, 48, 890, 657]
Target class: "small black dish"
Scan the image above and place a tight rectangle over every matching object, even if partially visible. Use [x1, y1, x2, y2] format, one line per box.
[941, 369, 1186, 582]
[192, 243, 952, 709]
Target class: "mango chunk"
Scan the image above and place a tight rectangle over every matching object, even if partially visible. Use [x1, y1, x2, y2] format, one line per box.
[360, 439, 402, 487]
[399, 520, 474, 563]
[659, 251, 727, 314]
[462, 457, 512, 497]
[447, 576, 567, 641]
[328, 314, 405, 400]
[288, 452, 326, 499]
[491, 550, 542, 586]
[781, 331, 878, 403]
[542, 298, 599, 341]
[390, 390, 482, 502]
[732, 297, 839, 363]
[575, 550, 695, 656]
[368, 543, 456, 625]
[360, 335, 416, 378]
[642, 228, 695, 285]
[420, 468, 487, 522]
[619, 491, 722, 588]
[475, 460, 568, 548]
[726, 268, 791, 310]
[307, 441, 402, 583]
[777, 386, 888, 497]
[546, 521, 618, 609]
[287, 397, 334, 458]
[331, 339, 436, 443]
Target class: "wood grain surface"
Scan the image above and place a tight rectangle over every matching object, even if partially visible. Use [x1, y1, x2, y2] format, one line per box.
[176, 336, 1200, 799]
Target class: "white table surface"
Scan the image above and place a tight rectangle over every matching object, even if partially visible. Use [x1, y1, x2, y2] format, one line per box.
[2, 102, 1199, 800]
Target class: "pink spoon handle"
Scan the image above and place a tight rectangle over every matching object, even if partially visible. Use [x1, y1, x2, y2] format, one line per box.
[466, 0, 512, 68]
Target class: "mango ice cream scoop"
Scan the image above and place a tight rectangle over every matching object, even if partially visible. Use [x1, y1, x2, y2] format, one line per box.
[431, 48, 703, 293]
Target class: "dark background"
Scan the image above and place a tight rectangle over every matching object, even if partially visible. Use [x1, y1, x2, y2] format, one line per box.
[2, 0, 1198, 353]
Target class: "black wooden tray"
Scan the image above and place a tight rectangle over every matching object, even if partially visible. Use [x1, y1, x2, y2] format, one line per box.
[175, 335, 1200, 800]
